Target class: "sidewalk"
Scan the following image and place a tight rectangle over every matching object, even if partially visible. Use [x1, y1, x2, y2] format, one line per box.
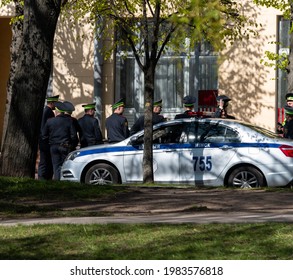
[2, 211, 293, 226]
[2, 187, 293, 226]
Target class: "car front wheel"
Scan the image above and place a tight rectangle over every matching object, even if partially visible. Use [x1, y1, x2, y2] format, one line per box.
[227, 166, 265, 188]
[84, 163, 120, 185]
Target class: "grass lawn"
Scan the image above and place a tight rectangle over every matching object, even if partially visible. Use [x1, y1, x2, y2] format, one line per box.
[1, 177, 293, 260]
[1, 223, 293, 259]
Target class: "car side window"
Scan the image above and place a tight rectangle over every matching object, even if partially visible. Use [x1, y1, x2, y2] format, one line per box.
[198, 123, 240, 143]
[225, 127, 241, 142]
[183, 122, 198, 143]
[132, 124, 185, 145]
[153, 124, 185, 144]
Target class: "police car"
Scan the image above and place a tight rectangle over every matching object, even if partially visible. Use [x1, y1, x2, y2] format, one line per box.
[60, 118, 293, 188]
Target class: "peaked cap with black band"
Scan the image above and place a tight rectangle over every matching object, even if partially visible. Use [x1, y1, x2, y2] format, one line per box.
[46, 95, 59, 102]
[286, 93, 293, 101]
[153, 99, 162, 107]
[82, 102, 96, 110]
[216, 95, 231, 102]
[54, 101, 67, 113]
[63, 101, 75, 112]
[183, 96, 196, 107]
[112, 98, 125, 109]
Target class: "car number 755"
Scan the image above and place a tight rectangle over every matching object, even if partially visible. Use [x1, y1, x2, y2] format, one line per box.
[193, 156, 212, 171]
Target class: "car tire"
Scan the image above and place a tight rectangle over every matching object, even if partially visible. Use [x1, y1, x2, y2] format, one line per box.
[84, 163, 120, 185]
[227, 166, 265, 188]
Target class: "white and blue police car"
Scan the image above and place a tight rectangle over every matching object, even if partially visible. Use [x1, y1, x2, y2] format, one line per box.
[60, 118, 293, 188]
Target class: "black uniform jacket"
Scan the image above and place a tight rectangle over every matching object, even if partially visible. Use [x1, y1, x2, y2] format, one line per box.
[39, 106, 55, 143]
[106, 113, 130, 143]
[130, 113, 165, 135]
[174, 110, 199, 119]
[42, 114, 78, 148]
[283, 118, 293, 139]
[214, 107, 235, 119]
[78, 114, 103, 147]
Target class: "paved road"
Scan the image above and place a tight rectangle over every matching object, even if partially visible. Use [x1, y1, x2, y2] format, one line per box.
[2, 211, 293, 226]
[2, 187, 293, 226]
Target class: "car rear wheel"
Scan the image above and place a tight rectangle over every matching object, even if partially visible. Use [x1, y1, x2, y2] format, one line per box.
[227, 166, 265, 188]
[84, 163, 119, 185]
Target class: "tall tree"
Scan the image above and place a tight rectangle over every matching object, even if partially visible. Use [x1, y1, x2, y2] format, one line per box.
[67, 0, 254, 183]
[0, 0, 63, 177]
[2, 0, 23, 146]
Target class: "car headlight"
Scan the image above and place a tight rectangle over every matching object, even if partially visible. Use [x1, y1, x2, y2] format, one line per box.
[65, 150, 80, 161]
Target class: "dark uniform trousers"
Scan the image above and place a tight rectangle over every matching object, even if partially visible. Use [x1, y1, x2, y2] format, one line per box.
[38, 140, 53, 180]
[50, 144, 71, 180]
[42, 114, 78, 180]
[38, 106, 55, 180]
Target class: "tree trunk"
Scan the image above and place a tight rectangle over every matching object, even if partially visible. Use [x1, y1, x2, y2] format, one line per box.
[143, 65, 155, 184]
[0, 0, 62, 177]
[2, 1, 24, 148]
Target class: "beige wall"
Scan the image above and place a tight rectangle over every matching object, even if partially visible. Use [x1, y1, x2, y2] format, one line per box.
[219, 2, 279, 130]
[0, 2, 14, 17]
[52, 15, 115, 134]
[52, 15, 95, 117]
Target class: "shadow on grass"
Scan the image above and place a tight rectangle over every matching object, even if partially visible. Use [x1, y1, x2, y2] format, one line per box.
[1, 223, 293, 260]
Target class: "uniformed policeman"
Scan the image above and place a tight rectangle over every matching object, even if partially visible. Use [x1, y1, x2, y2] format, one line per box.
[286, 93, 293, 107]
[42, 101, 78, 180]
[78, 102, 103, 148]
[106, 98, 130, 143]
[214, 95, 235, 119]
[63, 101, 82, 147]
[38, 94, 59, 180]
[130, 99, 165, 135]
[279, 93, 293, 133]
[174, 96, 197, 119]
[283, 105, 293, 139]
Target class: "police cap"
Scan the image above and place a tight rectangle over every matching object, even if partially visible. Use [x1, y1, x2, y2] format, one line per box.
[46, 95, 59, 102]
[112, 98, 125, 109]
[183, 96, 196, 107]
[285, 105, 293, 115]
[153, 99, 162, 107]
[63, 101, 75, 113]
[54, 101, 67, 113]
[216, 95, 231, 102]
[286, 93, 293, 101]
[82, 102, 96, 110]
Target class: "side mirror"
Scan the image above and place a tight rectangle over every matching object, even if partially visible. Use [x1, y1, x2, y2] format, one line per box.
[128, 135, 139, 145]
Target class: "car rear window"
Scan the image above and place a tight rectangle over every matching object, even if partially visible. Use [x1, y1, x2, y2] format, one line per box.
[241, 123, 281, 138]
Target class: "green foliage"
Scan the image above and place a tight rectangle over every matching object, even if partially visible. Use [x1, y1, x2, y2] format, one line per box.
[260, 50, 289, 71]
[63, 0, 256, 62]
[254, 0, 291, 72]
[253, 0, 291, 19]
[0, 0, 24, 23]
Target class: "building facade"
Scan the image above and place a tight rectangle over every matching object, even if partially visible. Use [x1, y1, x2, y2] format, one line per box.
[0, 1, 286, 144]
